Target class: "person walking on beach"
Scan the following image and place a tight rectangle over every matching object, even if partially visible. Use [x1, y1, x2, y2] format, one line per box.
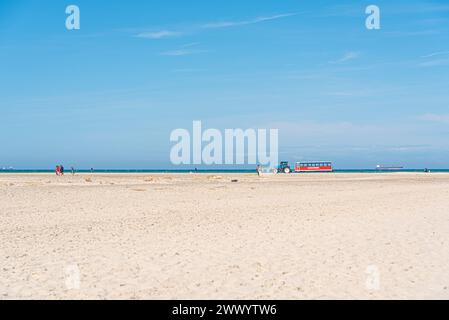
[56, 165, 61, 176]
[71, 167, 75, 175]
[60, 165, 64, 175]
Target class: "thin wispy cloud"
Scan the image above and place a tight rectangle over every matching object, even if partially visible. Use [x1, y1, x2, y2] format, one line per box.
[421, 51, 449, 58]
[419, 114, 449, 124]
[180, 42, 201, 48]
[160, 49, 208, 56]
[419, 58, 449, 67]
[329, 52, 360, 64]
[202, 12, 298, 29]
[133, 13, 298, 40]
[160, 42, 208, 56]
[419, 50, 449, 67]
[135, 30, 183, 39]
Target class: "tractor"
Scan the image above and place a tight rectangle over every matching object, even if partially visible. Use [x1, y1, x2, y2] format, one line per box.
[277, 161, 292, 174]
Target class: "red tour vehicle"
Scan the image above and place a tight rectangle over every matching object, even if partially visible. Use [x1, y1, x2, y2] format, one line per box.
[295, 161, 333, 172]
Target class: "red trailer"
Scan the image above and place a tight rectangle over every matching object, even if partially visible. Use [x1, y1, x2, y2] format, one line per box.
[295, 161, 333, 172]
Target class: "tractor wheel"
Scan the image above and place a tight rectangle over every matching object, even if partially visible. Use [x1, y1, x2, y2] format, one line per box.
[284, 167, 291, 174]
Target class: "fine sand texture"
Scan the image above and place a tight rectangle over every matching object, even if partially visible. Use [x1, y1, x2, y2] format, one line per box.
[1, 173, 449, 300]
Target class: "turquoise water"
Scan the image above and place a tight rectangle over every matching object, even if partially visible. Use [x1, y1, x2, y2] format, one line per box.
[2, 169, 449, 173]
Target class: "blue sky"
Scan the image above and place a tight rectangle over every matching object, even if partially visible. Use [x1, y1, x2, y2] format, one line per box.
[1, 0, 449, 169]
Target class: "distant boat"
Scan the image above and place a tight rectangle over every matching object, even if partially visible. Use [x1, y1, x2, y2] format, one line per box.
[376, 165, 404, 171]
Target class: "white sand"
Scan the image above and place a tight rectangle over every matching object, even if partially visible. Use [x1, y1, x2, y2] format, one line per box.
[1, 173, 449, 299]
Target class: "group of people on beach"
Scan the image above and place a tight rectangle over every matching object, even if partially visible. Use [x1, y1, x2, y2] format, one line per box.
[55, 165, 64, 176]
[56, 165, 76, 176]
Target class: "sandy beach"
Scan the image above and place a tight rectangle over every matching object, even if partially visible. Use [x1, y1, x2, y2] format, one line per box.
[1, 172, 449, 300]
